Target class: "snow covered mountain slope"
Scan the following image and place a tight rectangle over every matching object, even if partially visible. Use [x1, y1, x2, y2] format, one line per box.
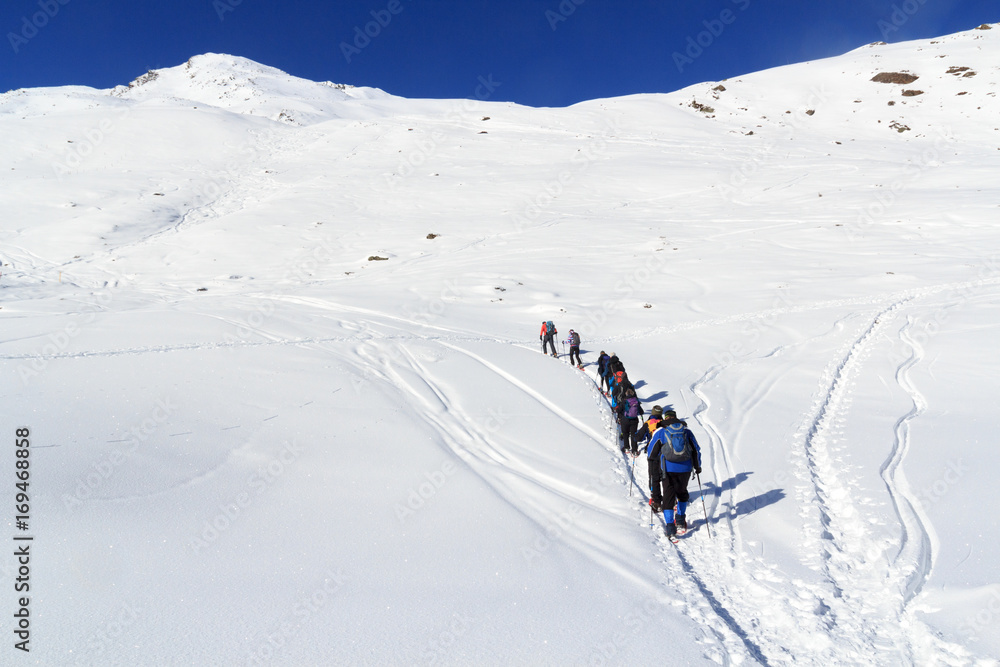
[112, 53, 394, 125]
[1, 24, 999, 666]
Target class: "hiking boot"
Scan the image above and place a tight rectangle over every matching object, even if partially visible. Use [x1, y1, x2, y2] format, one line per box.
[664, 522, 677, 538]
[676, 514, 687, 533]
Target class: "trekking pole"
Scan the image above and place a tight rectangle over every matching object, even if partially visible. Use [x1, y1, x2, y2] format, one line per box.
[619, 421, 633, 498]
[628, 455, 633, 498]
[696, 471, 712, 539]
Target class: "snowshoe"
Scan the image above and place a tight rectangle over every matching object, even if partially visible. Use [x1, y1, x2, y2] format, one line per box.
[665, 522, 678, 543]
[676, 514, 687, 535]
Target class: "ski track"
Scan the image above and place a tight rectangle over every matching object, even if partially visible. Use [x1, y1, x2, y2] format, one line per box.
[7, 261, 998, 663]
[598, 293, 986, 665]
[661, 343, 857, 666]
[583, 369, 754, 665]
[879, 319, 973, 665]
[371, 338, 717, 633]
[767, 298, 973, 664]
[786, 299, 915, 662]
[881, 317, 935, 611]
[6, 275, 1000, 366]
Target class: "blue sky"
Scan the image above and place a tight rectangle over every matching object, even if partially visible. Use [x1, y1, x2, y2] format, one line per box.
[2, 0, 995, 106]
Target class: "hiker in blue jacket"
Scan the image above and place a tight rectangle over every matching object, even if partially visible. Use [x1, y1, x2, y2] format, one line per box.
[601, 353, 621, 395]
[647, 410, 701, 538]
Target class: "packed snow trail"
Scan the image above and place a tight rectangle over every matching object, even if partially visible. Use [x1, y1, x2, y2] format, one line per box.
[595, 294, 993, 665]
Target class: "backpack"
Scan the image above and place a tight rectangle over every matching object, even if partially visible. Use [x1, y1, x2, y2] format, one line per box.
[625, 396, 640, 419]
[661, 424, 691, 464]
[545, 321, 555, 335]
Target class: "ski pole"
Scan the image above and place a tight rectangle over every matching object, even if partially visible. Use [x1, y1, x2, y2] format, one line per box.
[696, 470, 712, 539]
[628, 455, 633, 498]
[619, 420, 633, 498]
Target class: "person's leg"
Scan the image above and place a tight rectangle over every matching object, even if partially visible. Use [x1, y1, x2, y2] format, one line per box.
[675, 471, 692, 525]
[626, 418, 638, 454]
[661, 473, 679, 520]
[648, 460, 662, 510]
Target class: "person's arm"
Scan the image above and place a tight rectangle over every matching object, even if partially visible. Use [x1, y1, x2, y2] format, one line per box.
[647, 431, 662, 460]
[688, 431, 701, 473]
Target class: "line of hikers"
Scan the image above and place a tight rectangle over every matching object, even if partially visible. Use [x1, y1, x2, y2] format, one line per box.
[596, 349, 703, 539]
[538, 320, 703, 540]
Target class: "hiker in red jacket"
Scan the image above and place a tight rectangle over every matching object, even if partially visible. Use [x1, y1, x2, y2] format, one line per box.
[539, 321, 557, 357]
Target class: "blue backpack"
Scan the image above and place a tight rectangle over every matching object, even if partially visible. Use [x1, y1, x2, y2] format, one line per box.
[545, 321, 555, 335]
[661, 424, 690, 464]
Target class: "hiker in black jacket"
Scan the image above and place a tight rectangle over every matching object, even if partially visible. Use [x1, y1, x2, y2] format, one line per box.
[565, 329, 582, 368]
[637, 406, 665, 510]
[615, 388, 644, 455]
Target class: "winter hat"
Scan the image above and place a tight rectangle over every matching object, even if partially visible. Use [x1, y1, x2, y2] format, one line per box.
[651, 406, 663, 417]
[663, 410, 677, 419]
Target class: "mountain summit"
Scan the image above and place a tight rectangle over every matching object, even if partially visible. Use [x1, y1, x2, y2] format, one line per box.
[112, 53, 391, 125]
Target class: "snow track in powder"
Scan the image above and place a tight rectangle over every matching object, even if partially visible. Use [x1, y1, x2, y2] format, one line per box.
[882, 317, 935, 610]
[656, 341, 865, 665]
[594, 293, 993, 665]
[359, 337, 672, 597]
[777, 298, 973, 664]
[789, 300, 916, 661]
[589, 369, 756, 665]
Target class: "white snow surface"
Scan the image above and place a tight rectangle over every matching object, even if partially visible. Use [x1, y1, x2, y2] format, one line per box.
[2, 24, 1000, 666]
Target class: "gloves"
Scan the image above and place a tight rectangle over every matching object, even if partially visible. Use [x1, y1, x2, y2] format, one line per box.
[694, 466, 702, 475]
